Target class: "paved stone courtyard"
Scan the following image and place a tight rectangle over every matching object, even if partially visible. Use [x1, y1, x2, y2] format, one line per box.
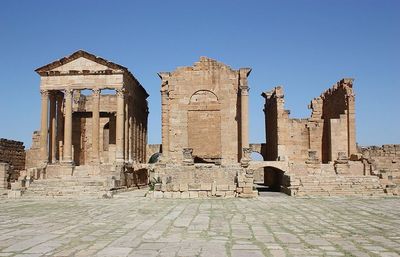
[0, 192, 399, 257]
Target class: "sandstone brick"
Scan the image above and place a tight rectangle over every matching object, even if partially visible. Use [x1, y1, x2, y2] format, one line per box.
[198, 191, 208, 198]
[188, 183, 201, 191]
[189, 191, 199, 198]
[200, 183, 212, 191]
[179, 183, 188, 192]
[216, 184, 229, 191]
[181, 192, 189, 198]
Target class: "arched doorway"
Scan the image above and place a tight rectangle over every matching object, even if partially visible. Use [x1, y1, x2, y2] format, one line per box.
[263, 166, 285, 192]
[250, 151, 264, 183]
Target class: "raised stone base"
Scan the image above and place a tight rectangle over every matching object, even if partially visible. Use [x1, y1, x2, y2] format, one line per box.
[16, 163, 148, 198]
[282, 174, 387, 196]
[149, 163, 256, 198]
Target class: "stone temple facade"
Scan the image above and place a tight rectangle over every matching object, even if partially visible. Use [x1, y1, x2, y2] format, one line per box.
[14, 50, 149, 197]
[158, 57, 251, 164]
[148, 57, 257, 198]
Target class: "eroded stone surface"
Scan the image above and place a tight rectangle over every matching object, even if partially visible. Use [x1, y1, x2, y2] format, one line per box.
[0, 191, 399, 256]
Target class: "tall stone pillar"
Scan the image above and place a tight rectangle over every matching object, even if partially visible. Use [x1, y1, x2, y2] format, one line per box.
[240, 85, 249, 150]
[40, 89, 49, 163]
[116, 88, 125, 163]
[161, 87, 169, 158]
[56, 93, 64, 161]
[49, 92, 57, 163]
[128, 115, 133, 163]
[92, 89, 100, 163]
[139, 122, 143, 163]
[63, 89, 73, 164]
[124, 99, 129, 162]
[239, 68, 251, 161]
[132, 116, 137, 162]
[345, 78, 357, 157]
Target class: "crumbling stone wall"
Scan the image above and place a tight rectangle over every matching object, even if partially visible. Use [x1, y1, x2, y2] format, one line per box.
[320, 79, 357, 162]
[262, 78, 356, 164]
[0, 138, 25, 188]
[25, 131, 41, 169]
[361, 145, 400, 193]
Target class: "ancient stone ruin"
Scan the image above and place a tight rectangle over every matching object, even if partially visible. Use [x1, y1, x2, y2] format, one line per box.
[5, 51, 399, 198]
[259, 79, 398, 196]
[11, 50, 149, 198]
[0, 139, 25, 191]
[148, 57, 257, 198]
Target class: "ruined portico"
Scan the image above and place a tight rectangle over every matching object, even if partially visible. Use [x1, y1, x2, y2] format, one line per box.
[20, 50, 149, 196]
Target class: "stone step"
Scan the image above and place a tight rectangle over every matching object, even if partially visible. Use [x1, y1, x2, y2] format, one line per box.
[22, 176, 113, 198]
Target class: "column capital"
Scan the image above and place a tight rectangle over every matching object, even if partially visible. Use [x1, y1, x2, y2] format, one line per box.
[92, 88, 101, 97]
[240, 86, 249, 96]
[64, 89, 73, 97]
[116, 88, 126, 97]
[40, 89, 50, 97]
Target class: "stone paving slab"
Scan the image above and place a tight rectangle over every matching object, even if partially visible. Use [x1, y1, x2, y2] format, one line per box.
[0, 192, 399, 256]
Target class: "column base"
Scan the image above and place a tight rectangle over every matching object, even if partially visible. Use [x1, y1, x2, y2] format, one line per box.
[60, 160, 74, 166]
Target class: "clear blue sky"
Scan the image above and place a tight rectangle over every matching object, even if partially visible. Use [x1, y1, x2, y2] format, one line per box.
[0, 0, 399, 148]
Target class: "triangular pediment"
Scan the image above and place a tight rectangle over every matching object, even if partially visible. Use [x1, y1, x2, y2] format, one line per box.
[35, 50, 127, 75]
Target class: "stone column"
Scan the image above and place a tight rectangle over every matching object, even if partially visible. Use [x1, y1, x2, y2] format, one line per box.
[92, 89, 100, 163]
[141, 122, 145, 163]
[63, 89, 73, 164]
[124, 98, 129, 162]
[49, 92, 57, 163]
[138, 121, 143, 163]
[144, 117, 148, 163]
[56, 93, 64, 161]
[347, 86, 357, 156]
[115, 88, 125, 163]
[128, 115, 133, 163]
[132, 116, 137, 162]
[161, 88, 169, 158]
[40, 89, 49, 163]
[240, 86, 249, 149]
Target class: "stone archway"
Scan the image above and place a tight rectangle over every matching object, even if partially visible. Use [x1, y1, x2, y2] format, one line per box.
[263, 166, 285, 192]
[187, 90, 221, 163]
[248, 161, 288, 193]
[250, 151, 264, 183]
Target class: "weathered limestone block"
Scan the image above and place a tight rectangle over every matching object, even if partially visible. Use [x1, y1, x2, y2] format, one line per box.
[0, 163, 10, 189]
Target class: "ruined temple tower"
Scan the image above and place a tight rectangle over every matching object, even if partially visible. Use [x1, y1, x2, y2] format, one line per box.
[262, 78, 357, 163]
[158, 57, 251, 165]
[148, 57, 257, 198]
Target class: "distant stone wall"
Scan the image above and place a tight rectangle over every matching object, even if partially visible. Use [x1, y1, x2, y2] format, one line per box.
[361, 145, 400, 193]
[0, 138, 25, 188]
[147, 144, 161, 162]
